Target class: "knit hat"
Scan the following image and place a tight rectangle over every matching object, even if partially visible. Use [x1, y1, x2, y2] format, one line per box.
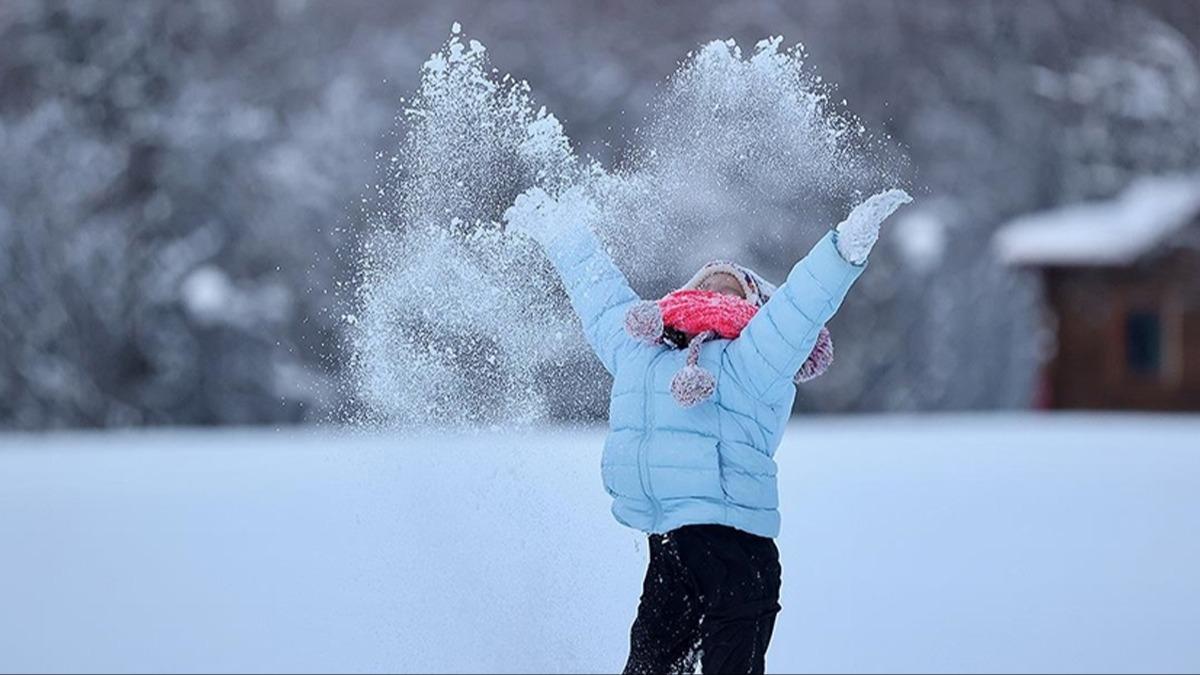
[624, 261, 835, 407]
[681, 260, 776, 306]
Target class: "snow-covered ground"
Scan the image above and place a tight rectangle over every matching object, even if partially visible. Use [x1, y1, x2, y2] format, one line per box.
[1, 414, 1198, 674]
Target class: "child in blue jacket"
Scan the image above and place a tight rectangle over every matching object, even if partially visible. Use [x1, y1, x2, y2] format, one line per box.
[505, 187, 910, 674]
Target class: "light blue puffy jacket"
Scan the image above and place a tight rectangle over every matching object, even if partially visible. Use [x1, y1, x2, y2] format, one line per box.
[540, 222, 865, 538]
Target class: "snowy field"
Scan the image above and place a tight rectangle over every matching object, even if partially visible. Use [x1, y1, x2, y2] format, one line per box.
[1, 414, 1198, 674]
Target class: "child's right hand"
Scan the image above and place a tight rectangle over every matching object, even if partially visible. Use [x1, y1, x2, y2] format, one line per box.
[503, 185, 596, 246]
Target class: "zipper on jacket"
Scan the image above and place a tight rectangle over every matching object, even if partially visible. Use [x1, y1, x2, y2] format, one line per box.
[637, 353, 662, 530]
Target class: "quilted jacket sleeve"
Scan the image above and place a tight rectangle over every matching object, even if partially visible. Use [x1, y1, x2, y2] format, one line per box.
[724, 230, 866, 401]
[535, 220, 642, 375]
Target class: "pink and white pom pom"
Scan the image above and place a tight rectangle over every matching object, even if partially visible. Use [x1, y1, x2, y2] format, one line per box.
[794, 327, 834, 383]
[623, 300, 664, 344]
[670, 330, 717, 407]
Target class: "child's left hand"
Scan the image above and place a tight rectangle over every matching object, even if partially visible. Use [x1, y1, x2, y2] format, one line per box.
[834, 188, 912, 264]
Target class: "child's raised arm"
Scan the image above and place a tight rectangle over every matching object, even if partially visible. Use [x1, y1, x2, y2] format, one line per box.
[504, 186, 643, 375]
[725, 189, 911, 401]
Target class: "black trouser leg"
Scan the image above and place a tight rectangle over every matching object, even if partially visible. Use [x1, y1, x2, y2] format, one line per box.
[688, 525, 781, 674]
[697, 599, 779, 674]
[623, 533, 702, 674]
[623, 525, 781, 675]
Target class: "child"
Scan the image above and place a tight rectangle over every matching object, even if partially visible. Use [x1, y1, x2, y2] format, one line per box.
[504, 187, 910, 674]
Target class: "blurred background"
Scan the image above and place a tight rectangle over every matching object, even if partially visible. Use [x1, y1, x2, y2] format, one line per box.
[3, 0, 1199, 430]
[3, 3, 1200, 673]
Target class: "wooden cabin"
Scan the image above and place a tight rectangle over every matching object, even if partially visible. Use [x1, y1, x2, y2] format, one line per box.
[995, 175, 1200, 411]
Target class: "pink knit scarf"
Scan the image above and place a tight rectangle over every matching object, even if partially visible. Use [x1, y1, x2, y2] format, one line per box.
[623, 286, 834, 407]
[657, 289, 758, 340]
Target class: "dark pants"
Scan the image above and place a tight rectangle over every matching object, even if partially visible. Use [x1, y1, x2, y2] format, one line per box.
[623, 524, 781, 675]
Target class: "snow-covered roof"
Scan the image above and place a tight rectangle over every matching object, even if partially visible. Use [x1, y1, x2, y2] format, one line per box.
[994, 174, 1200, 266]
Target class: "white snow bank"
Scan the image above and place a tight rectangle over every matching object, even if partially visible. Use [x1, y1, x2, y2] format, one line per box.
[1, 415, 1199, 673]
[994, 174, 1200, 266]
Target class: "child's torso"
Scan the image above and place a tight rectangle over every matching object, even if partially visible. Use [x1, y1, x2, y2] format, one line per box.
[601, 340, 794, 538]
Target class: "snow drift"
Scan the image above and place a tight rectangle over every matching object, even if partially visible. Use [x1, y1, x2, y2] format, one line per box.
[1, 415, 1197, 673]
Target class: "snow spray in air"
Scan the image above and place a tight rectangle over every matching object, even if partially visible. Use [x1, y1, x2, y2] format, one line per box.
[345, 29, 905, 428]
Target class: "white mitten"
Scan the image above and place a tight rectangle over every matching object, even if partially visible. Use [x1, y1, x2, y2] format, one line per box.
[834, 188, 912, 265]
[503, 185, 596, 247]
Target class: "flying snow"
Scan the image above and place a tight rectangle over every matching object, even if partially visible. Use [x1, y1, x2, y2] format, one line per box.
[346, 30, 906, 428]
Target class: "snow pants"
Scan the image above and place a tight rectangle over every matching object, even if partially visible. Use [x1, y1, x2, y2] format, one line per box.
[623, 524, 781, 675]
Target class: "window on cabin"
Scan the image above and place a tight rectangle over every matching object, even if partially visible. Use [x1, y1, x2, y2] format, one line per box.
[1125, 311, 1162, 376]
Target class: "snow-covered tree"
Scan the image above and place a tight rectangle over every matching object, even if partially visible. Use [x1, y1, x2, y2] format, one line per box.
[2, 0, 1198, 427]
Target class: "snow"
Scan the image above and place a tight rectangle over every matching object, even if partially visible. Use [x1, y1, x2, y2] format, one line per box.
[893, 206, 948, 273]
[994, 173, 1200, 266]
[350, 32, 904, 428]
[2, 414, 1198, 673]
[179, 265, 293, 329]
[180, 265, 235, 323]
[833, 188, 912, 265]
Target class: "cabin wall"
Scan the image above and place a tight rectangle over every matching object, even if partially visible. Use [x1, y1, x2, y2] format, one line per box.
[1044, 248, 1200, 411]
